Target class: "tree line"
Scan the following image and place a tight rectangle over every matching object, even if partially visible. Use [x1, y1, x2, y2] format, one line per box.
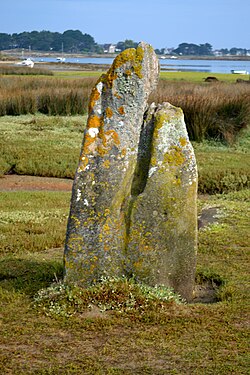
[0, 30, 248, 56]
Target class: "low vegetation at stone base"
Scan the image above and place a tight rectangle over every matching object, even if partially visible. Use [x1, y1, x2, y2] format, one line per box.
[0, 115, 249, 194]
[0, 71, 249, 144]
[34, 277, 183, 318]
[0, 190, 249, 373]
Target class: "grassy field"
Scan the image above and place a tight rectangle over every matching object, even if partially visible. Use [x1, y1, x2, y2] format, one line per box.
[0, 114, 249, 193]
[0, 188, 249, 373]
[0, 70, 249, 373]
[53, 70, 249, 82]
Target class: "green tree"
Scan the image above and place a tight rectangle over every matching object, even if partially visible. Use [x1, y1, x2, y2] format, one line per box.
[116, 39, 138, 51]
[199, 43, 213, 55]
[0, 33, 12, 50]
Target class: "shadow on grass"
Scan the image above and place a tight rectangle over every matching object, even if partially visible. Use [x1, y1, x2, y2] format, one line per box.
[0, 258, 63, 296]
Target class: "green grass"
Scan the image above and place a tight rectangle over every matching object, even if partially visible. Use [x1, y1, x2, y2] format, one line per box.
[0, 114, 85, 178]
[0, 191, 71, 255]
[0, 114, 249, 194]
[53, 70, 249, 83]
[0, 73, 249, 372]
[159, 71, 250, 82]
[0, 190, 249, 373]
[54, 70, 104, 78]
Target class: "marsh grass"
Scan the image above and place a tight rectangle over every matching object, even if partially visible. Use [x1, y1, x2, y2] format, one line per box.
[0, 190, 249, 373]
[0, 73, 249, 144]
[150, 80, 250, 143]
[0, 76, 94, 116]
[0, 191, 71, 255]
[0, 64, 54, 76]
[0, 114, 85, 177]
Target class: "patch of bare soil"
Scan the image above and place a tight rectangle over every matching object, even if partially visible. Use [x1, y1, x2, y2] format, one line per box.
[0, 175, 73, 192]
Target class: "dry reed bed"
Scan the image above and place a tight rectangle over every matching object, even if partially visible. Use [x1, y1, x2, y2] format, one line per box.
[0, 75, 249, 142]
[150, 80, 250, 143]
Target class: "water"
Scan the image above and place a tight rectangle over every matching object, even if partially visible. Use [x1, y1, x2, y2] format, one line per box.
[33, 56, 250, 74]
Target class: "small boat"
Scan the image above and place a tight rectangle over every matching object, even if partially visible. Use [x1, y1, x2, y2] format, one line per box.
[16, 58, 34, 68]
[231, 70, 249, 75]
[56, 57, 66, 62]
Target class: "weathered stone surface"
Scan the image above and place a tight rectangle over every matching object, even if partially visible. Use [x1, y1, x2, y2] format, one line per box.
[126, 102, 198, 301]
[64, 42, 159, 285]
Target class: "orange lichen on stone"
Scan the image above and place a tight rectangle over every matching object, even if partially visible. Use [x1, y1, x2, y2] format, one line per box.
[114, 92, 122, 99]
[105, 107, 113, 118]
[97, 144, 107, 157]
[118, 106, 125, 115]
[121, 148, 127, 158]
[87, 114, 103, 129]
[82, 133, 96, 154]
[88, 86, 101, 113]
[105, 129, 120, 146]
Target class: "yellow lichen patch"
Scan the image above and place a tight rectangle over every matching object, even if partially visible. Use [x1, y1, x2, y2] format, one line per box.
[103, 221, 111, 235]
[100, 45, 144, 89]
[125, 69, 132, 76]
[154, 112, 171, 139]
[136, 45, 144, 62]
[104, 244, 110, 252]
[101, 70, 118, 89]
[106, 107, 113, 118]
[102, 160, 110, 169]
[151, 156, 157, 166]
[104, 208, 110, 217]
[163, 146, 185, 166]
[179, 137, 187, 147]
[118, 106, 125, 115]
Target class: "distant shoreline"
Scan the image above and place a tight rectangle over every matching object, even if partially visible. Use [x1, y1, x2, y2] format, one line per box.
[1, 49, 250, 62]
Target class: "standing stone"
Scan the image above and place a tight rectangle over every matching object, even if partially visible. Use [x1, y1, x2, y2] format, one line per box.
[127, 102, 198, 301]
[64, 42, 159, 285]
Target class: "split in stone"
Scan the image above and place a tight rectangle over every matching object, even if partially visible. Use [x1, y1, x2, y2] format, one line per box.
[64, 42, 197, 302]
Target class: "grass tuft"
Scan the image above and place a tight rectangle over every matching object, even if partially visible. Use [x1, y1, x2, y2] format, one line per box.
[34, 277, 183, 318]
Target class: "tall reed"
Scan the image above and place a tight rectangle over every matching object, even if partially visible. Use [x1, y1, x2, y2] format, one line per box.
[150, 80, 250, 143]
[0, 76, 249, 142]
[0, 65, 54, 76]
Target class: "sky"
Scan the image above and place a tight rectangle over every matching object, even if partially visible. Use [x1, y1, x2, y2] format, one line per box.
[1, 0, 249, 50]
